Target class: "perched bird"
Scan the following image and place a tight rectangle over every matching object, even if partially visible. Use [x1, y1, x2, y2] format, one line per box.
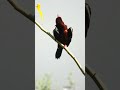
[85, 3, 91, 37]
[53, 16, 73, 59]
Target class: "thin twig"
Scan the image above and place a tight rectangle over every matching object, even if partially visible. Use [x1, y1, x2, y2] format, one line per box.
[85, 65, 107, 90]
[8, 0, 35, 23]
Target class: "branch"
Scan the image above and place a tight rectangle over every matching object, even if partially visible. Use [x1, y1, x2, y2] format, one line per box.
[7, 0, 107, 89]
[7, 0, 35, 23]
[85, 65, 107, 90]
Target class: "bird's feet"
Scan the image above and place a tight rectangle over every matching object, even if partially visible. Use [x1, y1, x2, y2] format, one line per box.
[64, 45, 67, 48]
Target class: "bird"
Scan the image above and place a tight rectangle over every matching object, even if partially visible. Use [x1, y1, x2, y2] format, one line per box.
[53, 16, 73, 59]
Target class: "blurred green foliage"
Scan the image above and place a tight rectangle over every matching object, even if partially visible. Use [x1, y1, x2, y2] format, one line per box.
[67, 72, 75, 89]
[36, 74, 51, 90]
[35, 72, 75, 90]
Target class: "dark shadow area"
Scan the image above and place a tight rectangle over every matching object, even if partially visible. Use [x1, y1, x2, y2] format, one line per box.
[0, 1, 35, 90]
[86, 0, 120, 90]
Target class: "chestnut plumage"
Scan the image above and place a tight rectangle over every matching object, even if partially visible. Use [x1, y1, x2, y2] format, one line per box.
[53, 16, 73, 59]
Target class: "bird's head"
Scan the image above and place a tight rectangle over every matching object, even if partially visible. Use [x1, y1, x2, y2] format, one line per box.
[56, 16, 64, 25]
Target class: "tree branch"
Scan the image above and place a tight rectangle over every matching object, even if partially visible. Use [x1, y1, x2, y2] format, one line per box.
[8, 0, 35, 23]
[7, 0, 107, 89]
[85, 65, 107, 90]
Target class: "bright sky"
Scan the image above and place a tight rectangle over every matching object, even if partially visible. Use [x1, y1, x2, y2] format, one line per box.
[35, 0, 85, 89]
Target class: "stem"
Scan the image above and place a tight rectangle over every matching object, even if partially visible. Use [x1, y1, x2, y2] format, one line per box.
[85, 65, 107, 90]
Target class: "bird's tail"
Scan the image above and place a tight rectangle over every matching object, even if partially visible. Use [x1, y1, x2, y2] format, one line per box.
[55, 45, 63, 59]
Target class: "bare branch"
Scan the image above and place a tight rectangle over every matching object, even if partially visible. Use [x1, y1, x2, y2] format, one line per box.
[86, 65, 107, 90]
[8, 0, 35, 23]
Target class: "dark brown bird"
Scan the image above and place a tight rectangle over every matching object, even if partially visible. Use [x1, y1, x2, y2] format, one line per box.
[53, 16, 73, 59]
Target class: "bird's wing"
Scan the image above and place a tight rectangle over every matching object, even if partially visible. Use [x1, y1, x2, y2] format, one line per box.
[53, 27, 61, 41]
[68, 27, 73, 39]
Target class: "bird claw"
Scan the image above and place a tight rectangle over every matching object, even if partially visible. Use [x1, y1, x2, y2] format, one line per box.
[64, 45, 67, 48]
